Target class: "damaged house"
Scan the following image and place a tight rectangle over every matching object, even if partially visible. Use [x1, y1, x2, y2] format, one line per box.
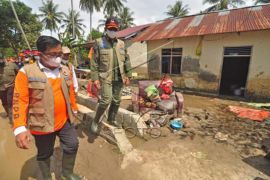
[134, 4, 270, 100]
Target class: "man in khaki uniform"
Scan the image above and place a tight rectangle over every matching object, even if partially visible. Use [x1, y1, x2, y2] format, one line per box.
[90, 17, 132, 133]
[0, 57, 18, 123]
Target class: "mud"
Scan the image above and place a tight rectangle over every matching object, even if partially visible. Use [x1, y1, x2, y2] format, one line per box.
[0, 104, 123, 180]
[1, 93, 270, 179]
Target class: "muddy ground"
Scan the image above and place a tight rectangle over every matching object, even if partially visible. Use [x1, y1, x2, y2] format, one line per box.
[0, 93, 270, 179]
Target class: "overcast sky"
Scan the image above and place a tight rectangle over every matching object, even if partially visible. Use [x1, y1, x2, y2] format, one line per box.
[21, 0, 254, 38]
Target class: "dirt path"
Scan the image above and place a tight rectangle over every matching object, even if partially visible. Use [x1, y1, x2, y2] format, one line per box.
[0, 104, 124, 180]
[122, 135, 269, 180]
[0, 108, 37, 180]
[1, 93, 270, 179]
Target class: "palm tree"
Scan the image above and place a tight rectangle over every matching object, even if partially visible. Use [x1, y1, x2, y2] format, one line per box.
[97, 19, 106, 31]
[61, 10, 86, 39]
[102, 0, 126, 17]
[39, 0, 63, 35]
[203, 0, 245, 12]
[254, 0, 270, 4]
[118, 7, 135, 30]
[79, 0, 102, 39]
[97, 14, 109, 31]
[166, 0, 189, 18]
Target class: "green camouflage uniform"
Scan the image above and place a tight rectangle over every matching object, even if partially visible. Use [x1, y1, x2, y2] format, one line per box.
[90, 36, 132, 128]
[0, 62, 18, 122]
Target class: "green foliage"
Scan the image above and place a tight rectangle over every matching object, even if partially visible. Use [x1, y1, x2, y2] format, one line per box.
[102, 0, 126, 17]
[0, 0, 43, 55]
[0, 48, 16, 57]
[203, 0, 245, 12]
[87, 29, 103, 40]
[97, 14, 109, 30]
[59, 34, 88, 65]
[79, 0, 102, 38]
[78, 48, 89, 64]
[61, 9, 86, 39]
[166, 1, 189, 18]
[118, 7, 135, 30]
[39, 0, 63, 35]
[255, 0, 270, 4]
[79, 0, 101, 13]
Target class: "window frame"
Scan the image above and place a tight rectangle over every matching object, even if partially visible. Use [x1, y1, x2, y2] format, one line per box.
[161, 48, 183, 75]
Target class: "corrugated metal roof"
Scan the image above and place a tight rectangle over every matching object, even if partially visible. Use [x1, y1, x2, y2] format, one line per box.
[117, 24, 151, 39]
[135, 4, 270, 41]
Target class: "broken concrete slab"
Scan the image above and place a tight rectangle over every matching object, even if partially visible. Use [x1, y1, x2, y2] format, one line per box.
[77, 104, 134, 155]
[77, 93, 147, 136]
[103, 122, 133, 154]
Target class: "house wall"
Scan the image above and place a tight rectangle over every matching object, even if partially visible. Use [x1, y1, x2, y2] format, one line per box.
[125, 40, 148, 79]
[147, 30, 270, 100]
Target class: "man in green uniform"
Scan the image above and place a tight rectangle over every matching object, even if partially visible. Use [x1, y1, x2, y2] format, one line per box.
[90, 17, 132, 133]
[0, 57, 18, 123]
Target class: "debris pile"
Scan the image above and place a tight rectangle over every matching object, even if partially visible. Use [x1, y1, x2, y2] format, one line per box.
[182, 106, 270, 157]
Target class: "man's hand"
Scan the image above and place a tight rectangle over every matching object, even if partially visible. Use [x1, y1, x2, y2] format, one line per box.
[94, 80, 101, 89]
[123, 77, 130, 86]
[15, 130, 31, 149]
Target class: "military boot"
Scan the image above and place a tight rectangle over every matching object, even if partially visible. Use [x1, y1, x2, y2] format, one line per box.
[107, 104, 122, 128]
[61, 153, 82, 180]
[37, 158, 52, 180]
[90, 106, 107, 134]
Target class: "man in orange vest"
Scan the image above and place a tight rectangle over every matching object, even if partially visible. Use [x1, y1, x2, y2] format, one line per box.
[62, 46, 79, 94]
[13, 36, 82, 179]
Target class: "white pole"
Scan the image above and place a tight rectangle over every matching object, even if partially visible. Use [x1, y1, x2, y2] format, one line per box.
[71, 0, 75, 38]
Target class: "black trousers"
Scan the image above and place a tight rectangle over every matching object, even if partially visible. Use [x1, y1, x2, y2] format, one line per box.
[33, 121, 79, 161]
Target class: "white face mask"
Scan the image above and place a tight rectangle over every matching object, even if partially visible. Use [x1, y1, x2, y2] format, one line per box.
[106, 30, 117, 39]
[61, 59, 68, 64]
[46, 56, 62, 68]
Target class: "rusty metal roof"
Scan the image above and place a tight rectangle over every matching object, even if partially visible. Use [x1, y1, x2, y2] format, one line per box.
[135, 4, 270, 41]
[117, 24, 151, 39]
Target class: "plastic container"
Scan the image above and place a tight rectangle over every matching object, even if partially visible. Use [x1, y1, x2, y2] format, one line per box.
[170, 119, 183, 130]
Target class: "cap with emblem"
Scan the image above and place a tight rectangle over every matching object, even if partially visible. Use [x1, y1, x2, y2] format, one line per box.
[105, 17, 119, 30]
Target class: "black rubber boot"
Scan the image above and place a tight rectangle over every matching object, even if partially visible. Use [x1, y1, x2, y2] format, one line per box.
[107, 104, 122, 128]
[61, 153, 82, 180]
[90, 106, 107, 134]
[37, 159, 52, 180]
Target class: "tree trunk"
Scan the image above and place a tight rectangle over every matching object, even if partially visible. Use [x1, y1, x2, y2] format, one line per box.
[90, 11, 93, 41]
